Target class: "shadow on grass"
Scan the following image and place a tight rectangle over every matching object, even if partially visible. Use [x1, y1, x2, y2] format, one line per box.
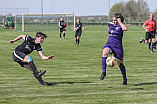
[47, 81, 92, 86]
[134, 82, 157, 86]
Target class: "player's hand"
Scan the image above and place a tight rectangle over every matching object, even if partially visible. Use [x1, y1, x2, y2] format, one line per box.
[146, 29, 149, 32]
[10, 40, 15, 44]
[48, 55, 54, 59]
[60, 26, 62, 28]
[117, 18, 121, 23]
[82, 28, 84, 31]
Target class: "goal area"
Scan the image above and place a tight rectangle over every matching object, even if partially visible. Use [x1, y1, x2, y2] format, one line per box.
[15, 13, 75, 32]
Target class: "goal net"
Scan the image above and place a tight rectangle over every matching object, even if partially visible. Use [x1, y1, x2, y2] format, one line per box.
[15, 13, 75, 32]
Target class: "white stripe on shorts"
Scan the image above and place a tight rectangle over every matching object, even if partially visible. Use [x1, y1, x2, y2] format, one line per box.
[13, 51, 23, 61]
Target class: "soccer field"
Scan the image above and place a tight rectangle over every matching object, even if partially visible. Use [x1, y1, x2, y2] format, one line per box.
[1, 25, 157, 104]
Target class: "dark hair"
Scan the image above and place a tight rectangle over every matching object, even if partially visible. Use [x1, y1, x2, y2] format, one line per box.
[36, 32, 47, 38]
[77, 18, 82, 24]
[113, 13, 124, 23]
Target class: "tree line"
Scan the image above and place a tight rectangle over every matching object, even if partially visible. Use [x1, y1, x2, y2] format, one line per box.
[109, 0, 157, 25]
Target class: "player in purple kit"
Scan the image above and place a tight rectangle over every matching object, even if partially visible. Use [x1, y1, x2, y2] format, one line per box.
[100, 13, 128, 85]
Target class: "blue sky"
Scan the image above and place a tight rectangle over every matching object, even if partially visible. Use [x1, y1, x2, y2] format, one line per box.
[0, 0, 157, 16]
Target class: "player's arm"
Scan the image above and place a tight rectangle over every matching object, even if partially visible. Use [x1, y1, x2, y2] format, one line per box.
[82, 25, 85, 31]
[117, 18, 127, 31]
[143, 24, 148, 32]
[10, 35, 26, 44]
[38, 51, 54, 60]
[59, 22, 62, 28]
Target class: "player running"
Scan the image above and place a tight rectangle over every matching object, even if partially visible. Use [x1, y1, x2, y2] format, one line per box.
[75, 18, 84, 46]
[100, 13, 128, 85]
[141, 13, 157, 52]
[10, 32, 54, 85]
[59, 17, 66, 39]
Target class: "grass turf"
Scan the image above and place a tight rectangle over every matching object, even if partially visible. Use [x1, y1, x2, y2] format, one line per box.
[1, 25, 157, 104]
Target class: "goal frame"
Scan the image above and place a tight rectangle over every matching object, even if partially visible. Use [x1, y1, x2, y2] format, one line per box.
[21, 13, 75, 32]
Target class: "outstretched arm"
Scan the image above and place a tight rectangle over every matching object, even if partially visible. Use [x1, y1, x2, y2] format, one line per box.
[39, 51, 54, 60]
[10, 35, 26, 44]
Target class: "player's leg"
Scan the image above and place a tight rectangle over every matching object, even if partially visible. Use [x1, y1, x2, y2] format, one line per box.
[148, 39, 152, 50]
[33, 72, 52, 85]
[144, 32, 149, 44]
[100, 47, 111, 80]
[155, 35, 157, 49]
[77, 36, 80, 46]
[63, 30, 65, 39]
[151, 32, 155, 52]
[22, 55, 46, 78]
[59, 28, 63, 39]
[77, 32, 82, 46]
[117, 60, 127, 85]
[75, 33, 77, 44]
[114, 48, 127, 85]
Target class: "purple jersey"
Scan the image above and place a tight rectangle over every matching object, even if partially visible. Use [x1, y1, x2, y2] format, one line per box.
[103, 22, 124, 60]
[107, 22, 124, 46]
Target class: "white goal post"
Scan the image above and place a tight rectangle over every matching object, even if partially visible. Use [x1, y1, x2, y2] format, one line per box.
[20, 13, 75, 32]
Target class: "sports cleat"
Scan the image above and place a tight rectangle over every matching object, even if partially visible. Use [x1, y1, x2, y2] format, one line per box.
[63, 37, 65, 39]
[150, 50, 154, 53]
[100, 72, 106, 80]
[42, 82, 52, 86]
[140, 37, 144, 43]
[123, 80, 127, 85]
[36, 70, 46, 78]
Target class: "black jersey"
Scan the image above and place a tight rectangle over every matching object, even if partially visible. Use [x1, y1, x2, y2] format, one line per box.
[75, 23, 84, 32]
[59, 21, 65, 28]
[15, 35, 42, 54]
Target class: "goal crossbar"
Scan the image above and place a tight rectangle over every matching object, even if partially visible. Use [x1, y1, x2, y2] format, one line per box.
[22, 13, 75, 32]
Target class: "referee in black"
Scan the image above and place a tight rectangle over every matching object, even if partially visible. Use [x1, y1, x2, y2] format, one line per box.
[75, 18, 85, 45]
[59, 17, 66, 39]
[10, 32, 54, 85]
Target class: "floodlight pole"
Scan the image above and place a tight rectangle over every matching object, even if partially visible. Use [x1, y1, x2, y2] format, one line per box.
[108, 0, 110, 22]
[41, 0, 43, 31]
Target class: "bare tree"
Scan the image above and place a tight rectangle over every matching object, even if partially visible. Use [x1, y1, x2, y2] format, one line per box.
[153, 8, 157, 20]
[109, 2, 126, 22]
[125, 0, 137, 23]
[136, 0, 149, 25]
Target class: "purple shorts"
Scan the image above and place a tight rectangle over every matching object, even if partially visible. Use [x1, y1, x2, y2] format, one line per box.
[103, 43, 124, 60]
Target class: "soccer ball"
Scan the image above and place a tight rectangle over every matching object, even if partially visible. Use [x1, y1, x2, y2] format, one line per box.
[106, 56, 117, 67]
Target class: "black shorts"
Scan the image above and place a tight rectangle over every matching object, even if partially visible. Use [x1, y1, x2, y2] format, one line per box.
[59, 28, 66, 32]
[145, 31, 155, 40]
[75, 31, 82, 38]
[12, 51, 27, 67]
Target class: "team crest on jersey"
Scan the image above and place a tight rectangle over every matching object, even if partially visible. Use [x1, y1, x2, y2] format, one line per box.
[116, 27, 119, 30]
[111, 30, 113, 34]
[25, 45, 32, 51]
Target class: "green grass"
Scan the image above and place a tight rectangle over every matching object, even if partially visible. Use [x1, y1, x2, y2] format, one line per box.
[1, 25, 157, 104]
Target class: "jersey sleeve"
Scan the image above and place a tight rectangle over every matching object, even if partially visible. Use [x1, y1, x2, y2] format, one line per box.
[144, 20, 149, 26]
[24, 35, 34, 42]
[36, 45, 42, 52]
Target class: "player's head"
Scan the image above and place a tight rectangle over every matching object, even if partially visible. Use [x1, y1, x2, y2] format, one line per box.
[77, 18, 81, 23]
[150, 13, 154, 20]
[113, 13, 124, 24]
[60, 17, 64, 21]
[35, 32, 47, 44]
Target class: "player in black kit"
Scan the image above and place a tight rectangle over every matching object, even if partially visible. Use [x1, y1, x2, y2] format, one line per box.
[10, 32, 54, 85]
[59, 17, 66, 39]
[75, 18, 84, 45]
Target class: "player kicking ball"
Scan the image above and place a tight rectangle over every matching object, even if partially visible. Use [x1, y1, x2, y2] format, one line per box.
[10, 32, 54, 86]
[100, 13, 128, 85]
